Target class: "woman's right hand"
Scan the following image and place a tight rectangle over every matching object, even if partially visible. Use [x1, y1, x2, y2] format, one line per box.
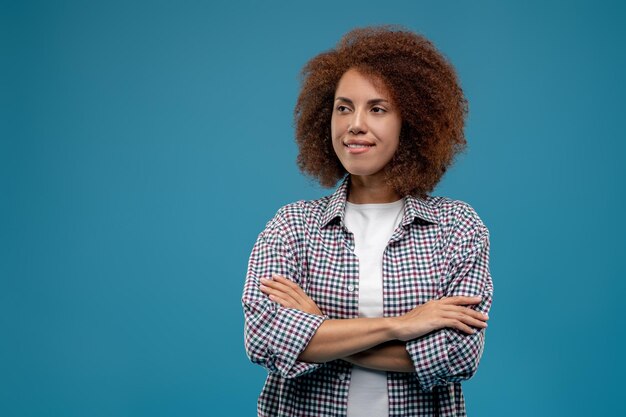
[391, 296, 489, 341]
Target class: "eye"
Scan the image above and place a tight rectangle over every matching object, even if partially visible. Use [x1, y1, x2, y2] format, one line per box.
[336, 105, 351, 113]
[371, 106, 387, 113]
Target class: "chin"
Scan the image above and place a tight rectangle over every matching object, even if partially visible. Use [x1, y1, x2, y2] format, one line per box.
[344, 167, 385, 177]
[338, 157, 391, 177]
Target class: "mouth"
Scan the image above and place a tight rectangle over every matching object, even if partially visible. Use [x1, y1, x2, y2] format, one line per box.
[344, 139, 375, 147]
[343, 140, 374, 154]
[345, 143, 374, 149]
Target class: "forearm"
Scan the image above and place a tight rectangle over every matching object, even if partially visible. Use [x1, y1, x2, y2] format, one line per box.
[298, 317, 397, 363]
[343, 341, 414, 373]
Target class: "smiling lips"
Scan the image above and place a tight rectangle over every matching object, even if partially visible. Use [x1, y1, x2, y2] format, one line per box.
[344, 139, 374, 154]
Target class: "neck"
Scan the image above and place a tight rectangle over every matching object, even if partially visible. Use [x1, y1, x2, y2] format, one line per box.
[347, 174, 401, 204]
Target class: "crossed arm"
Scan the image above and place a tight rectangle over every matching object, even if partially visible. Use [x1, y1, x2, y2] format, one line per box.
[243, 205, 493, 388]
[259, 274, 487, 373]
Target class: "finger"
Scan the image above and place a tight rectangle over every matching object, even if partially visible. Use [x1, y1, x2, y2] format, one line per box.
[259, 276, 283, 288]
[272, 275, 311, 301]
[260, 282, 301, 307]
[272, 274, 298, 287]
[268, 293, 292, 309]
[440, 296, 483, 306]
[444, 318, 477, 335]
[445, 311, 487, 329]
[271, 275, 304, 294]
[268, 275, 309, 305]
[272, 276, 323, 316]
[460, 314, 489, 329]
[261, 277, 297, 296]
[445, 305, 489, 321]
[268, 290, 308, 313]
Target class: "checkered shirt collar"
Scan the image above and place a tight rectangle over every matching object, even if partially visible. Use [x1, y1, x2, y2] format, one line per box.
[320, 176, 439, 228]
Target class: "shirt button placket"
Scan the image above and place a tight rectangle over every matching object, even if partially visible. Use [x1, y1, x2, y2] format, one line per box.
[342, 227, 359, 318]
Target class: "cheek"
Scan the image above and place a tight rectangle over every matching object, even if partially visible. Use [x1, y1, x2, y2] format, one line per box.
[390, 132, 401, 151]
[384, 120, 402, 149]
[330, 124, 343, 156]
[330, 117, 348, 155]
[372, 121, 401, 145]
[330, 115, 344, 138]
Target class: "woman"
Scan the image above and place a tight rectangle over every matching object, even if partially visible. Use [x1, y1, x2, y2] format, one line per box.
[242, 25, 493, 417]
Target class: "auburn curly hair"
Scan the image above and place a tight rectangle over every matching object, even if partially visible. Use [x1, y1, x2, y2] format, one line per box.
[294, 25, 468, 198]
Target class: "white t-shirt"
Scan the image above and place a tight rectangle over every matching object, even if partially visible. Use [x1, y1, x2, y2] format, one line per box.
[344, 198, 405, 417]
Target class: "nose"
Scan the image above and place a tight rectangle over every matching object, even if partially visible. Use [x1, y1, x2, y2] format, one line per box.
[348, 108, 367, 135]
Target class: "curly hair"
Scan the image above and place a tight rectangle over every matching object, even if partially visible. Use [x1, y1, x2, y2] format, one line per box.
[294, 25, 468, 198]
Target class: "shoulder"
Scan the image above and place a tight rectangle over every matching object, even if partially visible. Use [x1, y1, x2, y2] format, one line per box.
[425, 195, 489, 242]
[261, 194, 333, 236]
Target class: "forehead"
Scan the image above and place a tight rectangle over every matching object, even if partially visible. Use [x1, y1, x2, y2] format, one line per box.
[334, 68, 392, 99]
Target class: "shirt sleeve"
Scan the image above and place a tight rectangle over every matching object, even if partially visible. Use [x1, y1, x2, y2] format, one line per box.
[405, 204, 494, 392]
[242, 206, 327, 379]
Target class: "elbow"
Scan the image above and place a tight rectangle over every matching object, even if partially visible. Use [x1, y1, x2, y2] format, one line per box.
[244, 331, 322, 379]
[250, 352, 319, 380]
[244, 332, 279, 374]
[416, 355, 482, 393]
[446, 330, 486, 384]
[451, 356, 480, 383]
[408, 329, 486, 392]
[242, 301, 326, 379]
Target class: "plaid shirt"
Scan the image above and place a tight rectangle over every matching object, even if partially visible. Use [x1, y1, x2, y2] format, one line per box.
[242, 176, 493, 416]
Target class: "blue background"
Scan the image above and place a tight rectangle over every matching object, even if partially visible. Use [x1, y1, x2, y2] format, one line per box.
[2, 1, 625, 416]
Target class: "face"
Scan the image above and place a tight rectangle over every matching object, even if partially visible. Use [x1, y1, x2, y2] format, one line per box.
[331, 68, 402, 181]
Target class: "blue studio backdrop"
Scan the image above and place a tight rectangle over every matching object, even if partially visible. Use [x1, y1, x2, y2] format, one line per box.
[2, 1, 625, 416]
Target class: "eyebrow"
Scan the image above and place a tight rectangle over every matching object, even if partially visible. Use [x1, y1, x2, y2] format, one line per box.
[334, 97, 389, 105]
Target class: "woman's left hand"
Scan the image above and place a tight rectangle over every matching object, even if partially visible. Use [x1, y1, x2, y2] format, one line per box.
[259, 274, 323, 316]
